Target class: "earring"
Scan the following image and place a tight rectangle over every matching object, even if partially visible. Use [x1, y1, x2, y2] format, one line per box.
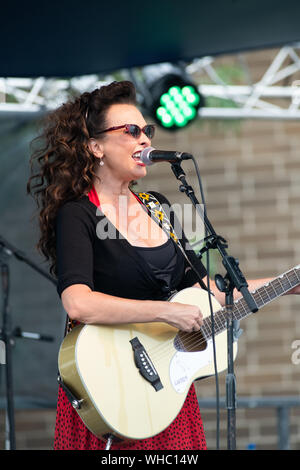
[99, 159, 104, 166]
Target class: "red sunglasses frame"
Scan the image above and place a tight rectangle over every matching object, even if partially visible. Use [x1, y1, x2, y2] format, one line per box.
[96, 124, 155, 139]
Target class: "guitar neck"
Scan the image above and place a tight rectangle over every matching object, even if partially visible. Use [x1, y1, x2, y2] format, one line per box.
[202, 265, 300, 340]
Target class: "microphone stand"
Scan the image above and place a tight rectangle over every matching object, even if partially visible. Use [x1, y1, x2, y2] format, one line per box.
[170, 161, 258, 450]
[0, 234, 56, 450]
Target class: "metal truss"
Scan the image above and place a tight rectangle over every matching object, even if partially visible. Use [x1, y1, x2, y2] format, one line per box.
[188, 43, 300, 120]
[1, 44, 300, 120]
[0, 75, 112, 118]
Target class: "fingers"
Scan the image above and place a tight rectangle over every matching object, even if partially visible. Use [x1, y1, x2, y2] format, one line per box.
[190, 321, 202, 333]
[188, 308, 203, 333]
[193, 318, 203, 332]
[165, 302, 203, 332]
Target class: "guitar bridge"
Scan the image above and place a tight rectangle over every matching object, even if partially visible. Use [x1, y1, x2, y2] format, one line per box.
[130, 337, 163, 391]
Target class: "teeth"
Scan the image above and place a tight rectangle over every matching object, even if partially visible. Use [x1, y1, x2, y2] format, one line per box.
[132, 152, 141, 160]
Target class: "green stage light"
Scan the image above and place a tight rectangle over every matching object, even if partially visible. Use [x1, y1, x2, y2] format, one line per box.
[148, 73, 204, 131]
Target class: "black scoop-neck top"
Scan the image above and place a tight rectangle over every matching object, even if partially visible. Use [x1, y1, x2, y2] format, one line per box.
[135, 238, 183, 295]
[55, 191, 207, 301]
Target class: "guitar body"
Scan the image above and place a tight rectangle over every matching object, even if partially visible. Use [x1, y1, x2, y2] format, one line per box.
[58, 287, 238, 441]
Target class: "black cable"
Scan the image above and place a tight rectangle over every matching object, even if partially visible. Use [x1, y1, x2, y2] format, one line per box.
[190, 155, 220, 450]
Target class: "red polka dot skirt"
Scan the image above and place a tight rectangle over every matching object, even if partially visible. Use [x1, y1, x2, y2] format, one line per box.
[54, 383, 206, 450]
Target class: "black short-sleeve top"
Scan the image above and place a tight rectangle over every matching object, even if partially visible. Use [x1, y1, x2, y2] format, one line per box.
[55, 190, 207, 301]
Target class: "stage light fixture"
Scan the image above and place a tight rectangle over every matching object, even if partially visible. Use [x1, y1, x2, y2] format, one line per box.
[146, 72, 204, 131]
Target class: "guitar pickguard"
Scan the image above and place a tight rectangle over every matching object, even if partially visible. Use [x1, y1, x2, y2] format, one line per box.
[169, 340, 214, 393]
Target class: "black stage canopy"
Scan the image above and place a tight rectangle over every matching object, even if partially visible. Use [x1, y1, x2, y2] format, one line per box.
[1, 0, 300, 78]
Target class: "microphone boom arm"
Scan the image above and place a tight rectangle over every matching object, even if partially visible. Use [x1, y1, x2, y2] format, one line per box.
[170, 160, 257, 451]
[170, 161, 258, 313]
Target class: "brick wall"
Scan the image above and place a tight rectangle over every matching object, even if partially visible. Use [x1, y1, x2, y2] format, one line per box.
[1, 48, 300, 450]
[141, 116, 300, 450]
[0, 408, 56, 450]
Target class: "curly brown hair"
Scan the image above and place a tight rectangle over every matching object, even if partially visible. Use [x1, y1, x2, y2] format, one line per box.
[27, 80, 137, 276]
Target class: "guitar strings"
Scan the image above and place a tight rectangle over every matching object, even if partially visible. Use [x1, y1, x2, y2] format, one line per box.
[149, 312, 230, 363]
[146, 297, 243, 361]
[143, 269, 300, 365]
[147, 301, 231, 362]
[148, 286, 265, 361]
[145, 305, 230, 362]
[146, 314, 230, 366]
[147, 292, 254, 362]
[156, 269, 300, 358]
[147, 318, 222, 363]
[148, 332, 209, 365]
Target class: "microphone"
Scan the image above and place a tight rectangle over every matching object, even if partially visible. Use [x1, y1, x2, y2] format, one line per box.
[140, 147, 192, 166]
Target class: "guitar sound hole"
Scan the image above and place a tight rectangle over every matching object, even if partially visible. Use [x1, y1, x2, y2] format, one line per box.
[175, 330, 207, 353]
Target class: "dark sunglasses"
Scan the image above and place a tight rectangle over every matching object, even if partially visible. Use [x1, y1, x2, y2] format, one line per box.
[96, 124, 155, 140]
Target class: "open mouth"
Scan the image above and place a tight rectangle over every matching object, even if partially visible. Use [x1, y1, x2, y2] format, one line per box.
[132, 151, 145, 166]
[132, 151, 142, 161]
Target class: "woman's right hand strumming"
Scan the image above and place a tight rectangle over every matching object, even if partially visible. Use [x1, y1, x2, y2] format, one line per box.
[158, 302, 204, 333]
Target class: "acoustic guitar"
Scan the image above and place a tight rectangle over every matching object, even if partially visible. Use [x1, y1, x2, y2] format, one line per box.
[58, 265, 299, 442]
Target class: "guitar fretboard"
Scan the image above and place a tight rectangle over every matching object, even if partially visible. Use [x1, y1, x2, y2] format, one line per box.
[201, 265, 300, 341]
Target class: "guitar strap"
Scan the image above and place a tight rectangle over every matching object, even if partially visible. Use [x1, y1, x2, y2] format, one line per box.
[135, 191, 207, 291]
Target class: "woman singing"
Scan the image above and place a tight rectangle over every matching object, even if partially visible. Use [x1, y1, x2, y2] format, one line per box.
[27, 81, 300, 450]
